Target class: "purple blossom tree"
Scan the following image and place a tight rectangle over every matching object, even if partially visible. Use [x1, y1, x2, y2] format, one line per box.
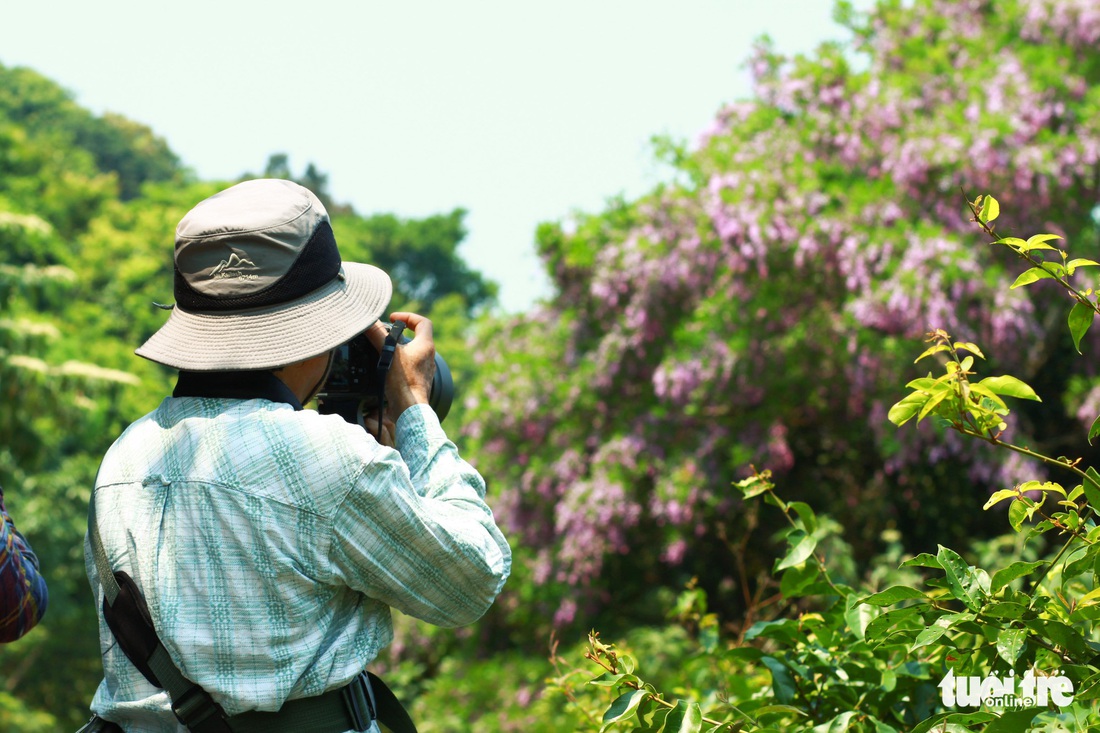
[463, 0, 1100, 633]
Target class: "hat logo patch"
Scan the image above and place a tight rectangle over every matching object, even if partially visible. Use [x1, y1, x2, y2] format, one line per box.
[210, 251, 259, 281]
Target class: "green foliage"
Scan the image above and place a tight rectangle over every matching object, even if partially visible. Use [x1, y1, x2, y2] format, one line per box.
[0, 62, 181, 200]
[543, 196, 1100, 731]
[335, 207, 498, 314]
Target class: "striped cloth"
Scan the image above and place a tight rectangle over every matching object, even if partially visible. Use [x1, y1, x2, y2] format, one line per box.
[0, 485, 48, 643]
[85, 398, 511, 732]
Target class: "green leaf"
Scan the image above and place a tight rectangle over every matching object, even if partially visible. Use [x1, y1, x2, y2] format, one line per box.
[967, 382, 1009, 411]
[813, 711, 859, 733]
[1024, 618, 1094, 658]
[980, 195, 999, 223]
[1067, 257, 1100, 273]
[662, 699, 702, 733]
[763, 492, 788, 513]
[990, 560, 1046, 593]
[978, 375, 1041, 401]
[788, 501, 817, 535]
[981, 708, 1045, 733]
[1069, 301, 1095, 354]
[983, 488, 1019, 510]
[905, 376, 940, 391]
[900, 553, 942, 569]
[888, 392, 928, 426]
[1024, 233, 1063, 250]
[910, 713, 997, 733]
[780, 562, 820, 599]
[937, 545, 984, 611]
[1089, 415, 1100, 446]
[761, 657, 797, 705]
[859, 585, 928, 607]
[744, 618, 803, 645]
[845, 593, 877, 641]
[1010, 268, 1055, 288]
[917, 388, 951, 422]
[953, 342, 985, 359]
[588, 671, 640, 688]
[981, 601, 1029, 619]
[865, 716, 900, 733]
[1084, 467, 1100, 511]
[776, 529, 817, 571]
[996, 627, 1027, 665]
[910, 612, 974, 652]
[641, 706, 671, 733]
[734, 474, 772, 499]
[602, 689, 649, 725]
[1074, 671, 1100, 701]
[914, 343, 950, 362]
[749, 705, 806, 719]
[1013, 480, 1064, 498]
[1008, 499, 1029, 531]
[864, 605, 924, 644]
[725, 646, 763, 663]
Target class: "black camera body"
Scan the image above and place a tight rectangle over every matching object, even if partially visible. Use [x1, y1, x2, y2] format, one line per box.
[316, 322, 454, 427]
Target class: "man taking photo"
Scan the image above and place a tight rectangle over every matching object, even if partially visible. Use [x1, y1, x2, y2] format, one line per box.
[81, 178, 511, 732]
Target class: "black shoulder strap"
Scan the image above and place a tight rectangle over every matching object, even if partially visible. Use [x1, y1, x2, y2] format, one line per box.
[368, 672, 418, 733]
[89, 494, 234, 732]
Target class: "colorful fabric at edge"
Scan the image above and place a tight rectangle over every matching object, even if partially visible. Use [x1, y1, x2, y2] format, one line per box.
[0, 485, 48, 642]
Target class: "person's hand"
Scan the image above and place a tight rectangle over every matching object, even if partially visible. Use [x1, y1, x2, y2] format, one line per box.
[361, 414, 397, 448]
[365, 311, 436, 417]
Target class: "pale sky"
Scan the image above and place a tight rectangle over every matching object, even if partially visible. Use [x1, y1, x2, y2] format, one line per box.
[0, 1, 872, 312]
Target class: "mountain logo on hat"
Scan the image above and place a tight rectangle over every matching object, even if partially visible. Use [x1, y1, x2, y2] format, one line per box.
[210, 251, 259, 281]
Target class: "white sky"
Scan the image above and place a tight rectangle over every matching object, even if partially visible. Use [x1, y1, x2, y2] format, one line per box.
[0, 1, 872, 312]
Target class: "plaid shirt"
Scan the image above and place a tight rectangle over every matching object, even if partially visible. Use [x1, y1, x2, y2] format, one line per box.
[0, 486, 47, 643]
[85, 397, 510, 731]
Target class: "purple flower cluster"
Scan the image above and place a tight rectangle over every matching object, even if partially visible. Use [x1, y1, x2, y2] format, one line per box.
[462, 0, 1100, 627]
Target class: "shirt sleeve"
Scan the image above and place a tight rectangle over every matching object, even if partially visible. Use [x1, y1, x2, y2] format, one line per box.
[328, 404, 512, 627]
[0, 487, 48, 643]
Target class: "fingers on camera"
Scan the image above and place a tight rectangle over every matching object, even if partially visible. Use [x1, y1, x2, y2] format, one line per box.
[390, 312, 433, 342]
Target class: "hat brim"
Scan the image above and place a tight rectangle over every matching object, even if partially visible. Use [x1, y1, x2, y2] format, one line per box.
[135, 262, 393, 371]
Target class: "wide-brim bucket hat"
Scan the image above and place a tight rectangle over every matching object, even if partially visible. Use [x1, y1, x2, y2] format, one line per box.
[136, 179, 392, 371]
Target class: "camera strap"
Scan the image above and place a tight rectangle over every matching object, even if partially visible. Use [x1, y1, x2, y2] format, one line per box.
[371, 321, 406, 442]
[88, 489, 418, 733]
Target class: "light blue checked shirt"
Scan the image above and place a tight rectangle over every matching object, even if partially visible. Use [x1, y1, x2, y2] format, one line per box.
[84, 396, 511, 732]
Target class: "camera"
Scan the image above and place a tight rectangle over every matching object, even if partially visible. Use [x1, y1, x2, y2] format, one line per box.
[316, 321, 454, 427]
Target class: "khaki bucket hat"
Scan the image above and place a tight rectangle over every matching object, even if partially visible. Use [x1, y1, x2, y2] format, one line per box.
[136, 179, 392, 371]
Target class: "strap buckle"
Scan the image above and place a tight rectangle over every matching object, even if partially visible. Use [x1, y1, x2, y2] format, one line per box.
[342, 672, 377, 731]
[172, 684, 230, 731]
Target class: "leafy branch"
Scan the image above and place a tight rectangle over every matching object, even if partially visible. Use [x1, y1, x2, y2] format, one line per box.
[967, 193, 1100, 353]
[582, 632, 743, 732]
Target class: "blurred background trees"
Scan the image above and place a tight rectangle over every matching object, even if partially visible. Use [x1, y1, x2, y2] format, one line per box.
[6, 0, 1100, 729]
